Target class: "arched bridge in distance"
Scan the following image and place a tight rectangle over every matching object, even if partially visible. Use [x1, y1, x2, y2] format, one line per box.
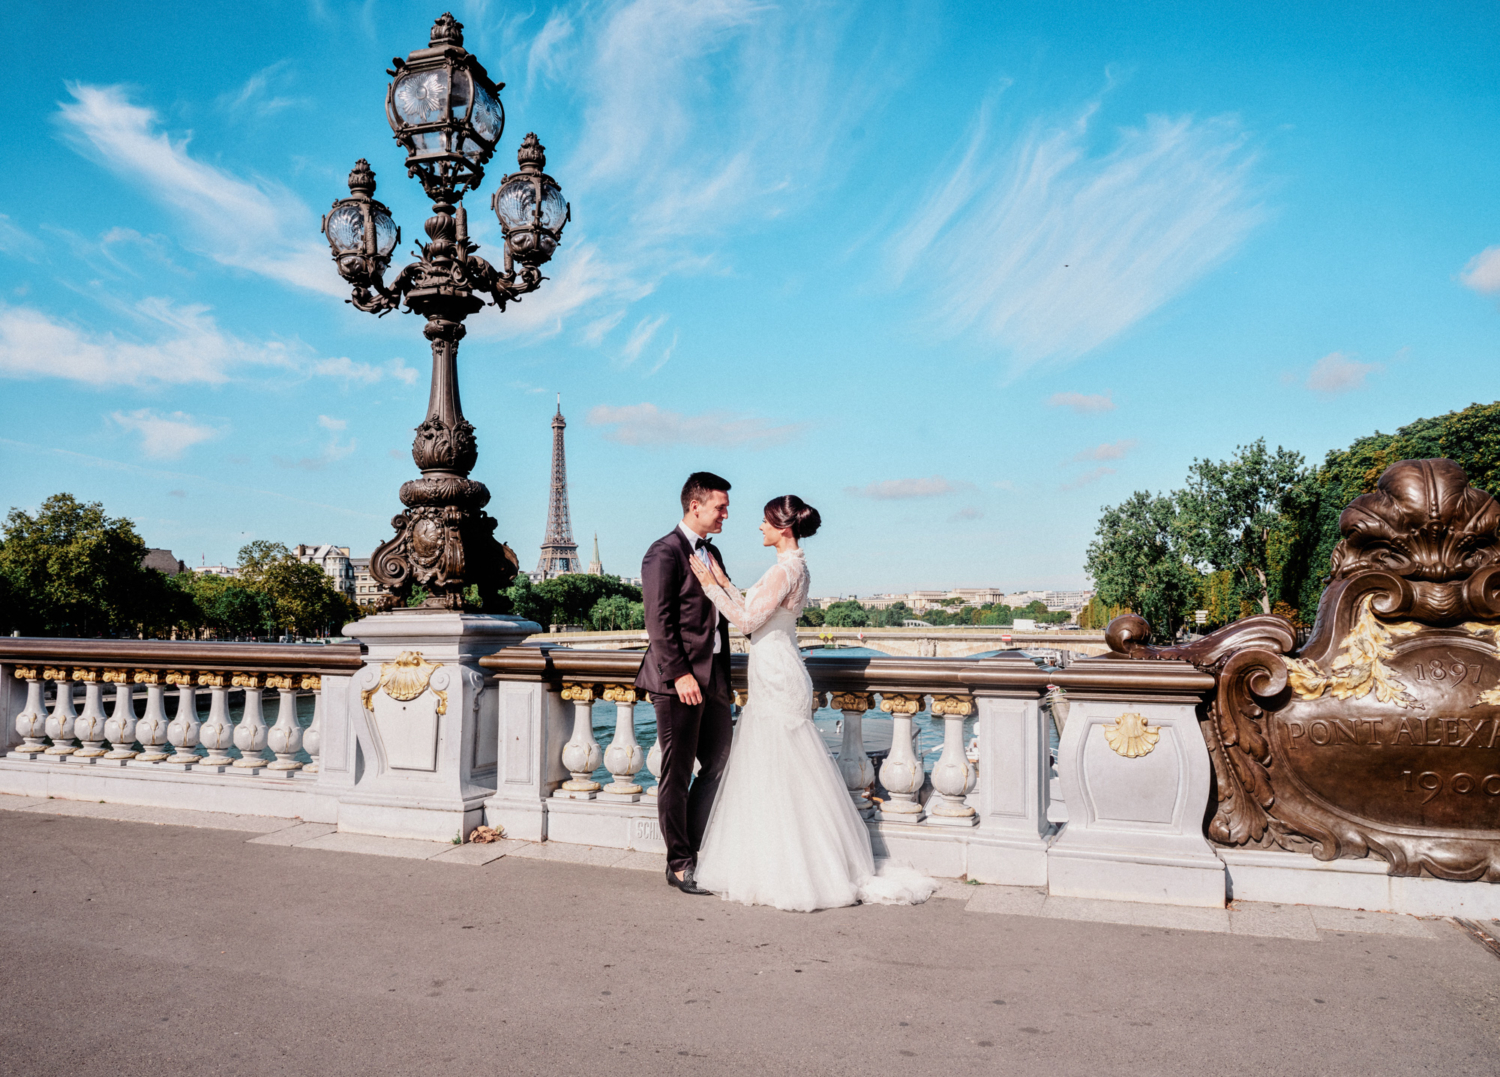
[525, 627, 1110, 663]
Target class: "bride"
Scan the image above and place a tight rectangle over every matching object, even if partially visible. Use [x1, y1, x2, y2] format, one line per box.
[686, 494, 936, 912]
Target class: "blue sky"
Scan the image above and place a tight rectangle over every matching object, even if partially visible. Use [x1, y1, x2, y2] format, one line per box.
[2, 1, 1498, 597]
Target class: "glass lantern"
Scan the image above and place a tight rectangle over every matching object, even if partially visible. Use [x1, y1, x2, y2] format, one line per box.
[322, 160, 400, 285]
[491, 133, 569, 269]
[385, 13, 504, 202]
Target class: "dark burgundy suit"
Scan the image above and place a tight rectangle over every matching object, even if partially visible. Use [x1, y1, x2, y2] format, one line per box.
[635, 527, 733, 873]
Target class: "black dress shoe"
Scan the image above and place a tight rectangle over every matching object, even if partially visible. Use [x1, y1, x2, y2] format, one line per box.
[666, 865, 712, 895]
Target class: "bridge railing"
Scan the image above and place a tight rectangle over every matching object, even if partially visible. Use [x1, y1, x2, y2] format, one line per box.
[476, 645, 1212, 885]
[0, 633, 1221, 899]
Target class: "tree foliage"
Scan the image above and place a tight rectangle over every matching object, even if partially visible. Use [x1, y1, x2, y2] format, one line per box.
[505, 574, 643, 629]
[1085, 401, 1500, 639]
[0, 495, 359, 639]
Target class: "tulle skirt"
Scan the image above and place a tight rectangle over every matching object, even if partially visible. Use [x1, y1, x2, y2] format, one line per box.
[694, 687, 937, 912]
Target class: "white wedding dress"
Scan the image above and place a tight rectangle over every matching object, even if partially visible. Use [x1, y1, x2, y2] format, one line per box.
[693, 548, 936, 912]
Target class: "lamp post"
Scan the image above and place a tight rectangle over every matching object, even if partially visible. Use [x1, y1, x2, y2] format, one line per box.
[322, 12, 568, 611]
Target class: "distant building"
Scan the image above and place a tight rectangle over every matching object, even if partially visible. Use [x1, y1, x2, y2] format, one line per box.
[587, 533, 603, 576]
[1043, 590, 1094, 613]
[1005, 590, 1048, 609]
[141, 548, 186, 576]
[350, 557, 389, 608]
[294, 544, 354, 599]
[196, 563, 237, 578]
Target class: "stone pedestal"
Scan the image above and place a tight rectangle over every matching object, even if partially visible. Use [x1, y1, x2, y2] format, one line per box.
[965, 690, 1052, 886]
[334, 610, 538, 842]
[1047, 698, 1225, 907]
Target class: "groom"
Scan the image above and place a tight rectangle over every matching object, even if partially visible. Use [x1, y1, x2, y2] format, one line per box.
[636, 471, 734, 896]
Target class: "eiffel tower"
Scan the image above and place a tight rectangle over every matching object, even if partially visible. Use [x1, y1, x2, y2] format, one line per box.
[536, 395, 582, 578]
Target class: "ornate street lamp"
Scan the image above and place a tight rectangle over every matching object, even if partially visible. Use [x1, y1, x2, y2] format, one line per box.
[321, 13, 568, 611]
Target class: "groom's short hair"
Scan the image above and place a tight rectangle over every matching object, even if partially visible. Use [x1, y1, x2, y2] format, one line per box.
[681, 471, 731, 514]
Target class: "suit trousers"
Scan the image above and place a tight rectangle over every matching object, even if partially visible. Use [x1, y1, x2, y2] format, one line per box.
[653, 661, 733, 873]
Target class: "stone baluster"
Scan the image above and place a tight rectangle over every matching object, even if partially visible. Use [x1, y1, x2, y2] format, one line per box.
[164, 671, 202, 766]
[11, 667, 48, 757]
[265, 674, 304, 772]
[197, 672, 235, 767]
[102, 670, 137, 761]
[831, 691, 876, 815]
[132, 671, 171, 763]
[300, 676, 323, 773]
[876, 693, 926, 821]
[926, 695, 978, 825]
[555, 683, 603, 798]
[645, 689, 662, 798]
[42, 667, 79, 757]
[70, 668, 110, 760]
[232, 672, 269, 771]
[599, 684, 644, 801]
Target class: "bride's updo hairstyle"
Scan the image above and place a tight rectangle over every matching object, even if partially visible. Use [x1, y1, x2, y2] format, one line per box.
[764, 495, 821, 539]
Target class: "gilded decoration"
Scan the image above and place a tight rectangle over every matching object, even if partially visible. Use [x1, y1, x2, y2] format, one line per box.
[164, 671, 193, 686]
[72, 668, 97, 683]
[134, 670, 160, 685]
[266, 674, 296, 691]
[1283, 595, 1423, 708]
[14, 667, 36, 680]
[880, 693, 925, 716]
[560, 682, 596, 703]
[930, 695, 974, 718]
[300, 675, 322, 691]
[1103, 713, 1160, 758]
[101, 669, 128, 684]
[43, 667, 66, 682]
[830, 692, 872, 713]
[732, 689, 749, 708]
[232, 672, 264, 689]
[196, 672, 224, 688]
[1106, 458, 1500, 881]
[363, 651, 447, 714]
[602, 684, 638, 704]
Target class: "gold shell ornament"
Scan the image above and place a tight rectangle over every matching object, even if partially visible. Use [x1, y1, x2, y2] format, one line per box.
[362, 650, 445, 713]
[1103, 712, 1160, 758]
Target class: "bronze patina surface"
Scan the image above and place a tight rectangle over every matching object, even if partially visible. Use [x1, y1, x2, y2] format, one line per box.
[1110, 458, 1500, 880]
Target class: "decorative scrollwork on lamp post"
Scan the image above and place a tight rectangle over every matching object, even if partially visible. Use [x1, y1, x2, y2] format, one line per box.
[323, 12, 569, 611]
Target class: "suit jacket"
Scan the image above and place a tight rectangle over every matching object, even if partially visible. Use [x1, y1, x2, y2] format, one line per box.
[634, 527, 731, 696]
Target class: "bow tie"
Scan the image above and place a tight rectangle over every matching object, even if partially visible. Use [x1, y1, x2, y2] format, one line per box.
[694, 537, 709, 550]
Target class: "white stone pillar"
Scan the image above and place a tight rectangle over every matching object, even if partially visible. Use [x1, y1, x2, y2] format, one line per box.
[599, 684, 644, 801]
[645, 729, 662, 797]
[926, 694, 978, 825]
[132, 671, 171, 763]
[831, 692, 876, 815]
[876, 693, 926, 821]
[70, 669, 110, 759]
[42, 667, 79, 757]
[265, 674, 304, 772]
[102, 670, 138, 760]
[231, 672, 269, 771]
[196, 672, 234, 767]
[555, 682, 602, 798]
[300, 675, 323, 773]
[165, 671, 202, 765]
[11, 667, 48, 757]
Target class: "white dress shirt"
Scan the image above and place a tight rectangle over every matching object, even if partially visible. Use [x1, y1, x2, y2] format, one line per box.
[679, 521, 722, 654]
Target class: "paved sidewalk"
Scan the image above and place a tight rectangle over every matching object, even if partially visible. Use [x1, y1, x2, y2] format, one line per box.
[2, 795, 1497, 1076]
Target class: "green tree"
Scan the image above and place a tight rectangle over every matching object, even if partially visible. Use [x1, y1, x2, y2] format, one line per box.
[590, 594, 644, 630]
[0, 494, 175, 636]
[1085, 491, 1199, 640]
[798, 606, 826, 628]
[823, 600, 870, 628]
[1174, 439, 1307, 616]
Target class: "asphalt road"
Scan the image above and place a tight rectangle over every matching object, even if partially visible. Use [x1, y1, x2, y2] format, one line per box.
[2, 810, 1498, 1077]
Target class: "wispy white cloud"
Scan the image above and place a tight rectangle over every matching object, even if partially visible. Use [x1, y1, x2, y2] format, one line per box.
[587, 402, 805, 448]
[0, 214, 43, 260]
[621, 314, 668, 364]
[845, 475, 972, 500]
[1061, 465, 1116, 490]
[1071, 439, 1137, 462]
[217, 60, 306, 118]
[1460, 246, 1500, 295]
[0, 300, 412, 387]
[112, 408, 221, 459]
[474, 0, 887, 346]
[317, 414, 347, 431]
[1303, 351, 1380, 394]
[1049, 390, 1116, 413]
[57, 83, 340, 296]
[890, 102, 1264, 372]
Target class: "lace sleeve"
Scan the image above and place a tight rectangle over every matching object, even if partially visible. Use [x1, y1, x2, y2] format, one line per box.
[701, 562, 792, 636]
